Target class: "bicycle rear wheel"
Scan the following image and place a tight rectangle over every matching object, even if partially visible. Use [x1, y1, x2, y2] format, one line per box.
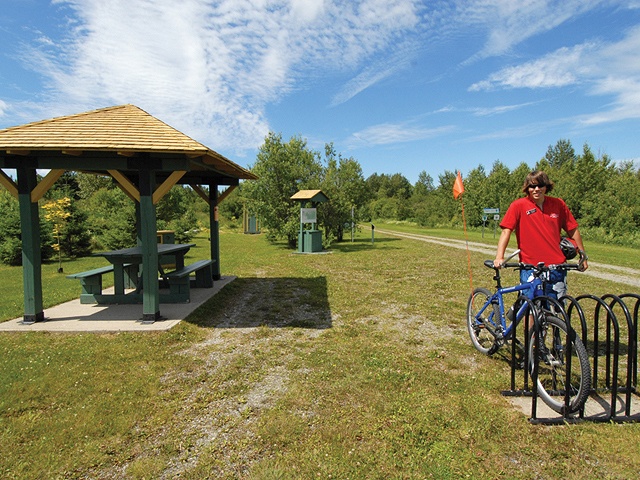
[529, 315, 591, 414]
[467, 288, 500, 355]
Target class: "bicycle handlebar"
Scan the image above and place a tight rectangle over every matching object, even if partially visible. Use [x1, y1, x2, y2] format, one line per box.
[484, 260, 581, 271]
[504, 262, 582, 271]
[484, 248, 587, 272]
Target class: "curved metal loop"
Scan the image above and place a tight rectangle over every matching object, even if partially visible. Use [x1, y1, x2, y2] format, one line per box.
[562, 295, 589, 346]
[575, 294, 622, 420]
[619, 294, 640, 387]
[601, 294, 636, 416]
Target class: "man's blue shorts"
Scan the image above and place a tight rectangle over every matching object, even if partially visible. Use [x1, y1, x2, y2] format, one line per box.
[520, 269, 567, 299]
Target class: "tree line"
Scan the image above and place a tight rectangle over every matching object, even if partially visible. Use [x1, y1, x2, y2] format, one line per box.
[1, 135, 638, 265]
[232, 135, 640, 249]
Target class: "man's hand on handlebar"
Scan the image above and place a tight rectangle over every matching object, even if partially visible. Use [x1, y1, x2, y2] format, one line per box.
[493, 249, 520, 269]
[578, 251, 589, 272]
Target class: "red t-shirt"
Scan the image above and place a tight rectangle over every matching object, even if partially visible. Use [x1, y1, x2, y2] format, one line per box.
[500, 196, 578, 265]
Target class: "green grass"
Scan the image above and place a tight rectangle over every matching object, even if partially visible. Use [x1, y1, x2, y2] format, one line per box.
[0, 228, 639, 478]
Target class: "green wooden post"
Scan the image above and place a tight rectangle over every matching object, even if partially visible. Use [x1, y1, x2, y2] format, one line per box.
[135, 201, 142, 245]
[17, 166, 44, 323]
[298, 200, 307, 253]
[298, 218, 304, 253]
[139, 168, 160, 323]
[209, 186, 221, 280]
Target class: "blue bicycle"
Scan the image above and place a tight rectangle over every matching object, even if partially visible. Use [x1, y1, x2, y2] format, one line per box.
[466, 250, 591, 414]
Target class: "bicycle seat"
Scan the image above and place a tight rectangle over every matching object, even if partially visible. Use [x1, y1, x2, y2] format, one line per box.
[484, 260, 496, 269]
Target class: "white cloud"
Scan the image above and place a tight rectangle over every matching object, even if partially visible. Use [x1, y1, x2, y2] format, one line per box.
[348, 122, 454, 148]
[471, 102, 539, 116]
[17, 0, 421, 151]
[330, 46, 416, 106]
[434, 102, 538, 116]
[469, 44, 594, 91]
[469, 24, 640, 125]
[458, 0, 608, 60]
[8, 0, 637, 155]
[290, 0, 325, 23]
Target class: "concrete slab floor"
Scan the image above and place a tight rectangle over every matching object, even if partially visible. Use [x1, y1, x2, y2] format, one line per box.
[0, 276, 235, 333]
[506, 391, 640, 423]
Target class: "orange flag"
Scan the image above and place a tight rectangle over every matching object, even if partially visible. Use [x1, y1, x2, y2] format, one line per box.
[453, 171, 464, 199]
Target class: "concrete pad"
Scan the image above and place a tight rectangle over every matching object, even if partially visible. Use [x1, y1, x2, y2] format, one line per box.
[0, 276, 235, 333]
[506, 392, 640, 423]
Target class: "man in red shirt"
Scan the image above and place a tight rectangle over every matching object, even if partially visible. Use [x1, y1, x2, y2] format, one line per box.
[494, 171, 588, 299]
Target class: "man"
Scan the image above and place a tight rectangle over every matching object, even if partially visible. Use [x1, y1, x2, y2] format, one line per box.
[494, 170, 588, 299]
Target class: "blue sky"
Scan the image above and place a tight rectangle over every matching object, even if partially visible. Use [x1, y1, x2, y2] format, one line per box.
[1, 1, 640, 184]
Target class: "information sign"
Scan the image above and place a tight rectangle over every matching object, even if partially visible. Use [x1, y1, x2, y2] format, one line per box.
[483, 207, 500, 214]
[300, 208, 317, 224]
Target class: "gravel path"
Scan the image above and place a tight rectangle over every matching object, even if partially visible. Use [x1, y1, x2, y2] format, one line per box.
[375, 228, 640, 289]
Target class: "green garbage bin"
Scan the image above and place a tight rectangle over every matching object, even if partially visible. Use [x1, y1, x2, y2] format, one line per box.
[157, 230, 176, 268]
[303, 230, 323, 253]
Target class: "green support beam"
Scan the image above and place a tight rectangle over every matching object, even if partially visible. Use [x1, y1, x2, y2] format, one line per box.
[209, 186, 221, 280]
[17, 167, 44, 323]
[138, 168, 160, 323]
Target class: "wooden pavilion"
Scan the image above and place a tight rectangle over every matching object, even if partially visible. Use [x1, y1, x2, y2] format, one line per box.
[0, 104, 256, 323]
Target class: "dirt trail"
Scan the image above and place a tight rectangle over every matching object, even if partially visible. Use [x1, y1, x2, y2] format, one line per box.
[375, 228, 640, 289]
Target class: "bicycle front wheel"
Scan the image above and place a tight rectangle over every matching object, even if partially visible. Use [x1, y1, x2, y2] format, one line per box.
[467, 288, 500, 355]
[529, 315, 591, 414]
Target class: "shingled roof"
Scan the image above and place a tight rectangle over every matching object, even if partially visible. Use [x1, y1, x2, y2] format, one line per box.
[290, 189, 329, 203]
[0, 104, 256, 183]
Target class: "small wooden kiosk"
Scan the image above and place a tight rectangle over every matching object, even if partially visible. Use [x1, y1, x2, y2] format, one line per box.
[290, 189, 329, 253]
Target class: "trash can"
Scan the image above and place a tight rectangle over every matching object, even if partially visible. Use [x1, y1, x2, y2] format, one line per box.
[303, 230, 323, 253]
[157, 230, 175, 244]
[157, 230, 176, 269]
[247, 216, 259, 234]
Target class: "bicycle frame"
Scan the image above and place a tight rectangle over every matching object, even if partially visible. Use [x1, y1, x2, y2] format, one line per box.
[475, 282, 535, 340]
[473, 248, 560, 341]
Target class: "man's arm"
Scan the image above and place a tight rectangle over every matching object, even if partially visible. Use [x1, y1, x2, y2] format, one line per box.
[566, 228, 589, 271]
[494, 228, 513, 268]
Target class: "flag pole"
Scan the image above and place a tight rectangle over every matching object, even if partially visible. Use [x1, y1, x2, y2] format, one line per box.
[453, 171, 473, 293]
[461, 200, 473, 293]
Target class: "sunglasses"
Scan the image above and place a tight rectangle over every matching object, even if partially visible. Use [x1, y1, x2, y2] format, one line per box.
[528, 183, 546, 189]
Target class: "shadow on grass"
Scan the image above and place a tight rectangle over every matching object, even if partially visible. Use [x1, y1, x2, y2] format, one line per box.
[328, 236, 402, 253]
[186, 276, 332, 330]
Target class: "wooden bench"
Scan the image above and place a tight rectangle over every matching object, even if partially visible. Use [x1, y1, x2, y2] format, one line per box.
[66, 265, 115, 296]
[164, 260, 214, 302]
[66, 264, 138, 298]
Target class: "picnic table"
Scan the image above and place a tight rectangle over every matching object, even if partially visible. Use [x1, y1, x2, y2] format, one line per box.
[98, 243, 195, 295]
[67, 243, 213, 304]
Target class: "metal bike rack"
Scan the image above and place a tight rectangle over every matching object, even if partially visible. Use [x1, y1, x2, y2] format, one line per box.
[501, 292, 640, 425]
